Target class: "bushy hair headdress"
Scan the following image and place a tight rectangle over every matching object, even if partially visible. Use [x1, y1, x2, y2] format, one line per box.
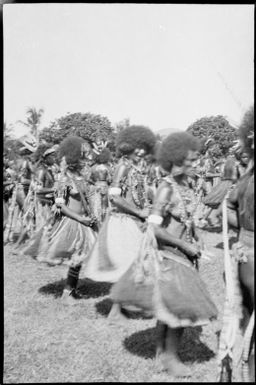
[95, 147, 112, 164]
[58, 136, 91, 169]
[116, 125, 156, 157]
[157, 132, 202, 172]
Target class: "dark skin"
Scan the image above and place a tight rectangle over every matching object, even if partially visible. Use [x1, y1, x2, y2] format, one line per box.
[151, 151, 202, 259]
[53, 167, 94, 227]
[150, 184, 200, 259]
[110, 154, 149, 221]
[55, 203, 93, 227]
[150, 150, 202, 377]
[220, 166, 254, 381]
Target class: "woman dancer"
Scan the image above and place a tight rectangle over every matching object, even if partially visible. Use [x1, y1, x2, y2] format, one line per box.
[23, 136, 97, 303]
[87, 146, 112, 227]
[14, 144, 57, 248]
[86, 125, 156, 319]
[111, 132, 218, 377]
[220, 107, 254, 381]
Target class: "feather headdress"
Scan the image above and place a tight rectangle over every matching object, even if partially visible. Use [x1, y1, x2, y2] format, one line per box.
[92, 140, 108, 155]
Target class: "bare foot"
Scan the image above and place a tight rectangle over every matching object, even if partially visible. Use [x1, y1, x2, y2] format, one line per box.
[61, 289, 81, 306]
[161, 356, 191, 377]
[107, 310, 128, 327]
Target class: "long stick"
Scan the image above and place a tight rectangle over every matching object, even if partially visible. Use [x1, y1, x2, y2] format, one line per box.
[242, 310, 254, 382]
[218, 194, 239, 382]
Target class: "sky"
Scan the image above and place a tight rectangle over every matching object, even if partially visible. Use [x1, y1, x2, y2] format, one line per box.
[3, 3, 254, 138]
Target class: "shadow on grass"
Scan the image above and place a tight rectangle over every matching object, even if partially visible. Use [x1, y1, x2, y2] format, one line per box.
[123, 327, 156, 359]
[78, 279, 112, 298]
[123, 326, 215, 362]
[95, 298, 113, 316]
[215, 236, 238, 250]
[95, 298, 153, 320]
[38, 278, 112, 299]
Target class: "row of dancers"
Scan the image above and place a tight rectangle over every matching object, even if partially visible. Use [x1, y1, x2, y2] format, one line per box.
[3, 110, 254, 380]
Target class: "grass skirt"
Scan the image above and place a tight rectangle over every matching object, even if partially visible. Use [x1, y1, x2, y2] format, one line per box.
[23, 215, 96, 267]
[3, 200, 9, 229]
[85, 212, 144, 283]
[87, 183, 109, 226]
[111, 246, 218, 328]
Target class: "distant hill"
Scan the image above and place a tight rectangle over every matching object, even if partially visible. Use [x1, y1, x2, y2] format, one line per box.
[156, 127, 182, 138]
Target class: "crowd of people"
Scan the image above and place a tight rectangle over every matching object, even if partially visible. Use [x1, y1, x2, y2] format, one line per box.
[3, 107, 254, 381]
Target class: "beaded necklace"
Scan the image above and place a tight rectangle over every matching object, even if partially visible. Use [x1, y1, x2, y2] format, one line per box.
[165, 174, 200, 242]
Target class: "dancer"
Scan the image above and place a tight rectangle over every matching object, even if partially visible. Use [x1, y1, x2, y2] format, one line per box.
[4, 141, 36, 244]
[86, 125, 156, 319]
[218, 106, 254, 382]
[236, 151, 250, 178]
[202, 156, 239, 228]
[23, 136, 97, 304]
[111, 132, 218, 377]
[87, 145, 112, 227]
[14, 143, 57, 248]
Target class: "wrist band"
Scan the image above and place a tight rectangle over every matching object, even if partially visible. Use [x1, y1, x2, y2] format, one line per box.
[55, 197, 65, 205]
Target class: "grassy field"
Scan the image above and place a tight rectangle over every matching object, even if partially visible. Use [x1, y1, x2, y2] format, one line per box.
[4, 229, 242, 383]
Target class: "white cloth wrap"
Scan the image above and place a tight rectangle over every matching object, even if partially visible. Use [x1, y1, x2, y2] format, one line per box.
[109, 187, 122, 196]
[148, 214, 163, 225]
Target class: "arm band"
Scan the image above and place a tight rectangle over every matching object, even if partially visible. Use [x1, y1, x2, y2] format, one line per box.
[148, 214, 163, 225]
[55, 197, 65, 205]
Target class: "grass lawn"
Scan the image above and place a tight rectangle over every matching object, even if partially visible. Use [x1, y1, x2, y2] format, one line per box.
[4, 230, 242, 383]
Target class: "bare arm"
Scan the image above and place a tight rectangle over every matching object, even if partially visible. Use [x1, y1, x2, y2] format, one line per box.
[57, 203, 92, 226]
[109, 162, 147, 220]
[111, 195, 147, 220]
[148, 182, 200, 258]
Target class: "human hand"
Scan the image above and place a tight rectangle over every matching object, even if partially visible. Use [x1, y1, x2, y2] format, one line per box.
[79, 216, 92, 226]
[80, 216, 97, 227]
[140, 208, 150, 220]
[185, 243, 201, 258]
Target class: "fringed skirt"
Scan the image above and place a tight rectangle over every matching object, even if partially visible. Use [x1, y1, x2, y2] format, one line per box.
[111, 246, 218, 328]
[21, 202, 53, 254]
[23, 215, 96, 268]
[87, 183, 109, 227]
[85, 212, 145, 283]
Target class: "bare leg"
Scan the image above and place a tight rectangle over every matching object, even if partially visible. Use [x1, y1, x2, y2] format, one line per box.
[14, 227, 28, 249]
[249, 346, 255, 382]
[107, 303, 128, 325]
[161, 327, 191, 377]
[155, 320, 167, 358]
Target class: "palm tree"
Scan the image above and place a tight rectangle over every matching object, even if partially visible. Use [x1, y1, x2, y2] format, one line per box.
[4, 122, 14, 141]
[17, 107, 44, 144]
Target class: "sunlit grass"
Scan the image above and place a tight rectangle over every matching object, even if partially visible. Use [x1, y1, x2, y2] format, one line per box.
[4, 230, 241, 382]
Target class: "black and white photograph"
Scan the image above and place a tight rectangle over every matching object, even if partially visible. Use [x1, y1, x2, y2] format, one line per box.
[3, 2, 254, 383]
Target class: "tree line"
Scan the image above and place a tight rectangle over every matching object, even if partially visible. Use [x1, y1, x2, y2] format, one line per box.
[4, 107, 239, 161]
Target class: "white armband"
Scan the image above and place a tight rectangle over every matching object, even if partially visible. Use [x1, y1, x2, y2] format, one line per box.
[109, 187, 122, 196]
[55, 197, 65, 205]
[148, 214, 163, 225]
